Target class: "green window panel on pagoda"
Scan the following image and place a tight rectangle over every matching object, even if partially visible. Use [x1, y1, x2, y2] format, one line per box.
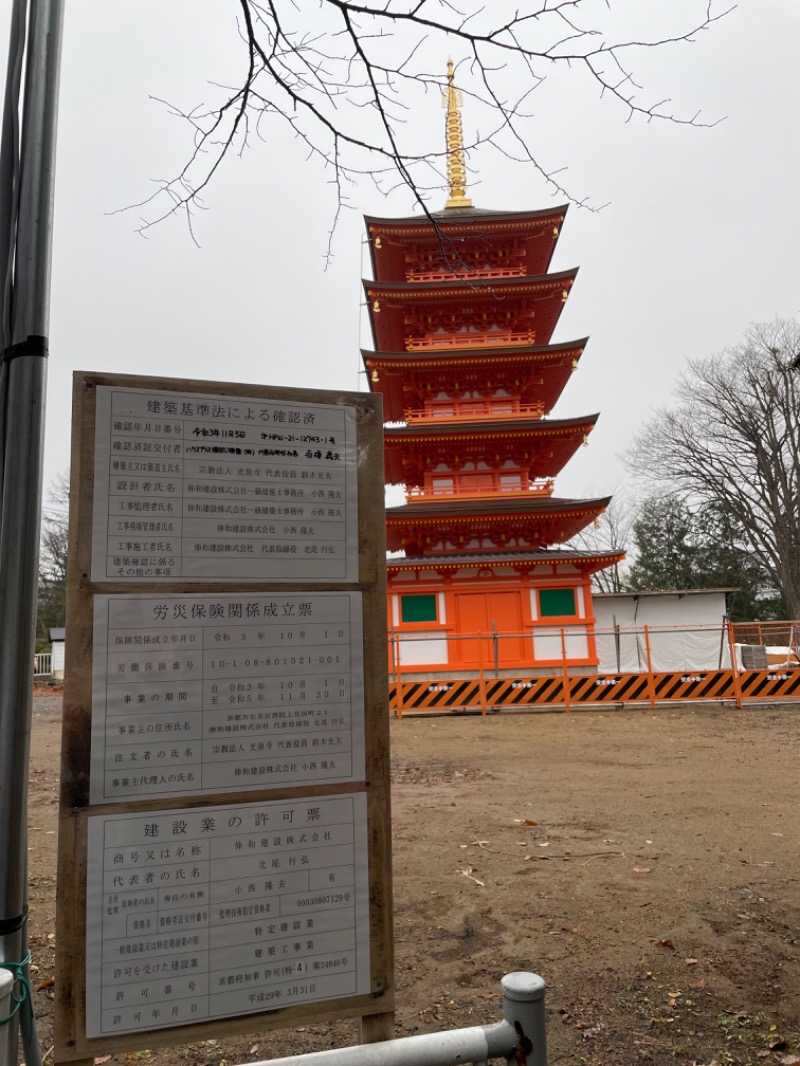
[539, 587, 576, 618]
[401, 593, 438, 623]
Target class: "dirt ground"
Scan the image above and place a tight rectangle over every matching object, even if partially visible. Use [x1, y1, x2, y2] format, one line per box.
[24, 699, 800, 1066]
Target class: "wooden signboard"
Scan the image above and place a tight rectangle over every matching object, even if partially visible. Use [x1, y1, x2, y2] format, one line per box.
[55, 373, 393, 1063]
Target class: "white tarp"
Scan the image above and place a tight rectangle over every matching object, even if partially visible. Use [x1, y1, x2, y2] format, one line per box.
[593, 591, 730, 673]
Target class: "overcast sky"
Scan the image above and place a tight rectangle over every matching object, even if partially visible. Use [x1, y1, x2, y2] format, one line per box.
[7, 0, 799, 508]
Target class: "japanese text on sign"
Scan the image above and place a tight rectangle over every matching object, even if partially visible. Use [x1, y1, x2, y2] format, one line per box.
[85, 795, 370, 1037]
[91, 387, 359, 582]
[90, 593, 365, 803]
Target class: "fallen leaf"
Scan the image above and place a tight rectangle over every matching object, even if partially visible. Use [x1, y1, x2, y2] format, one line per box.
[522, 819, 538, 826]
[779, 1054, 800, 1065]
[537, 842, 550, 847]
[249, 1047, 259, 1056]
[94, 1057, 111, 1065]
[35, 976, 54, 991]
[685, 958, 698, 966]
[632, 867, 651, 874]
[657, 938, 675, 949]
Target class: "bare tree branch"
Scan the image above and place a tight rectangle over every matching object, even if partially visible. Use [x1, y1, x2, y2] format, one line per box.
[625, 319, 800, 618]
[567, 490, 632, 592]
[120, 0, 732, 240]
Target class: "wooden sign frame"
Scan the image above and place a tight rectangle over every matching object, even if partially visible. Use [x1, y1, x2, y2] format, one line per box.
[55, 373, 393, 1062]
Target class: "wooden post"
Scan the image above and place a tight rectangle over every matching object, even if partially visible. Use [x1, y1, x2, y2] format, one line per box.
[643, 625, 657, 711]
[390, 631, 401, 718]
[394, 637, 405, 720]
[359, 1012, 395, 1044]
[478, 632, 487, 715]
[560, 628, 571, 712]
[728, 620, 743, 709]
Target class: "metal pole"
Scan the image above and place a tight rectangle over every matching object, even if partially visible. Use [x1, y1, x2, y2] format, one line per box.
[0, 3, 64, 1066]
[501, 971, 547, 1066]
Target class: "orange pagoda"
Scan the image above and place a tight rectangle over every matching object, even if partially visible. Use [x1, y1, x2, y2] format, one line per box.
[363, 64, 623, 678]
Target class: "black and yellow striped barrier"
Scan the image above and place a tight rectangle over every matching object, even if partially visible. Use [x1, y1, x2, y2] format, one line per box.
[389, 668, 800, 715]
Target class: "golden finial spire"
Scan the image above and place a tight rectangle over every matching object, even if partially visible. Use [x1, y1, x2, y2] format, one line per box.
[442, 59, 472, 209]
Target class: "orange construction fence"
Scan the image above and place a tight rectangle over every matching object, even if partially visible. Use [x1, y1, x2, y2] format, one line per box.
[387, 621, 800, 716]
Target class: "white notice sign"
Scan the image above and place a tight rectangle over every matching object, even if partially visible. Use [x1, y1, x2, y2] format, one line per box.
[85, 795, 370, 1037]
[90, 592, 364, 804]
[91, 386, 359, 582]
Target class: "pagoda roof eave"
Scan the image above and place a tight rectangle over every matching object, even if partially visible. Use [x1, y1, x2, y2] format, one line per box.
[364, 267, 578, 299]
[383, 413, 600, 441]
[364, 204, 570, 228]
[361, 337, 589, 367]
[387, 548, 625, 575]
[386, 495, 611, 519]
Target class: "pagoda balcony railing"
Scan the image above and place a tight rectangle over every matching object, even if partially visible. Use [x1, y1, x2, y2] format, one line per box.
[405, 402, 545, 423]
[406, 330, 535, 351]
[406, 265, 525, 283]
[404, 481, 555, 502]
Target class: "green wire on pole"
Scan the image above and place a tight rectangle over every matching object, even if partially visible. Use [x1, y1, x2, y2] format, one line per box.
[0, 954, 33, 1026]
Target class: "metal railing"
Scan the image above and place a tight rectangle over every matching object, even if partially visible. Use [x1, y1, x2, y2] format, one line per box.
[389, 622, 800, 675]
[32, 653, 51, 678]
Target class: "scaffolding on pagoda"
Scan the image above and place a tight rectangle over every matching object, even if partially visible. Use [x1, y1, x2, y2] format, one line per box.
[363, 61, 623, 679]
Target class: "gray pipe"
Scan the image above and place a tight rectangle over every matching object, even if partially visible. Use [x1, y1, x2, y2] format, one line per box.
[240, 973, 547, 1066]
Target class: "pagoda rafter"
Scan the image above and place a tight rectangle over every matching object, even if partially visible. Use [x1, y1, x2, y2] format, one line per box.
[363, 339, 587, 423]
[385, 496, 611, 556]
[383, 414, 598, 495]
[366, 269, 577, 353]
[366, 206, 568, 284]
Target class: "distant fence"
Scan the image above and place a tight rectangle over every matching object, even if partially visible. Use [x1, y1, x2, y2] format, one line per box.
[33, 652, 52, 678]
[388, 621, 800, 715]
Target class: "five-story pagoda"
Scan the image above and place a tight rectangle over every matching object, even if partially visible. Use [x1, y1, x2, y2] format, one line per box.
[363, 63, 623, 678]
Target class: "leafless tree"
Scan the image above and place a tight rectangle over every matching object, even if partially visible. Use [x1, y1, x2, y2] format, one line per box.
[568, 490, 632, 592]
[134, 1, 730, 240]
[37, 471, 69, 644]
[626, 320, 800, 619]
